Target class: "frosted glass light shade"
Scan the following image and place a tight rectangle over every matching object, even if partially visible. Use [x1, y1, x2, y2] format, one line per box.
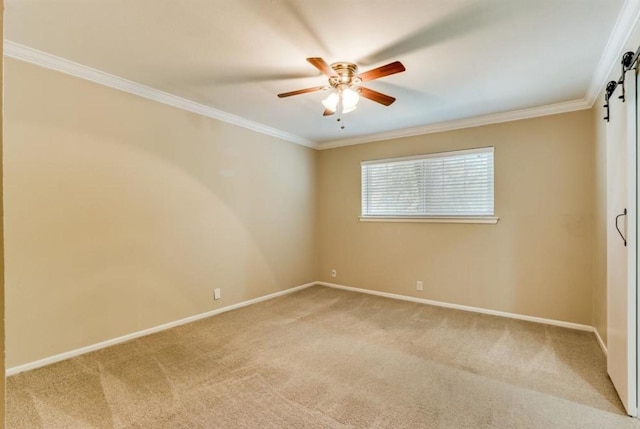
[322, 87, 360, 114]
[322, 92, 339, 112]
[342, 88, 359, 110]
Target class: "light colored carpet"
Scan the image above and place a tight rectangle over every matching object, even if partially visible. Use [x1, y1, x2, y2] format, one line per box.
[7, 285, 640, 428]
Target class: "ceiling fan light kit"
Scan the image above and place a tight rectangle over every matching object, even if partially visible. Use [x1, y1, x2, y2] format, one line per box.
[278, 57, 405, 128]
[322, 87, 360, 114]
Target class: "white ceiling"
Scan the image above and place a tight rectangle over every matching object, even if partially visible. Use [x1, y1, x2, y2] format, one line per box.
[4, 0, 634, 147]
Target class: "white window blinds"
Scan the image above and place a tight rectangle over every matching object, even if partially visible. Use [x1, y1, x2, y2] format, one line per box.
[361, 147, 494, 217]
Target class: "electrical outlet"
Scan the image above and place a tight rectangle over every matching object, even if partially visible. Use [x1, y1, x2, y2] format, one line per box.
[214, 288, 221, 300]
[331, 269, 337, 278]
[416, 281, 423, 291]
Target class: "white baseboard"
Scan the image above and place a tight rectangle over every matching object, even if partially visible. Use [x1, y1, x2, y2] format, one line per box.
[6, 282, 316, 376]
[317, 281, 596, 332]
[593, 327, 608, 356]
[6, 280, 610, 376]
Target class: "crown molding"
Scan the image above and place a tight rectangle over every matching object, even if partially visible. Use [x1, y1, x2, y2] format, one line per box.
[586, 0, 640, 106]
[7, 0, 634, 155]
[317, 98, 591, 150]
[3, 40, 318, 149]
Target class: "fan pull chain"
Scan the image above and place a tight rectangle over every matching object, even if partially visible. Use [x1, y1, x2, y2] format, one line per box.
[337, 92, 345, 130]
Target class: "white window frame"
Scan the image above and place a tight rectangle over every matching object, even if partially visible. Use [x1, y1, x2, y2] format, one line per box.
[360, 147, 499, 224]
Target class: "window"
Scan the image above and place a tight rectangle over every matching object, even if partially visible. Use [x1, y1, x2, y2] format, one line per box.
[361, 147, 496, 223]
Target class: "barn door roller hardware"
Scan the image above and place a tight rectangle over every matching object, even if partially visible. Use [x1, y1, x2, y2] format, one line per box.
[604, 48, 639, 122]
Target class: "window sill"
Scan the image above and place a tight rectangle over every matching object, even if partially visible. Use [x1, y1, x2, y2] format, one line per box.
[359, 216, 499, 224]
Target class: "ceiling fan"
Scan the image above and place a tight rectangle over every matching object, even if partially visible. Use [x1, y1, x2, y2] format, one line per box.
[277, 58, 406, 119]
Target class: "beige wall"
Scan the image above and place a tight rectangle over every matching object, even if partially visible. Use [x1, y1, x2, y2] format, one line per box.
[4, 59, 317, 368]
[318, 110, 595, 325]
[2, 55, 603, 371]
[593, 98, 608, 345]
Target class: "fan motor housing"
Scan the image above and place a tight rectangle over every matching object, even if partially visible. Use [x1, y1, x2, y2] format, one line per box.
[329, 62, 361, 88]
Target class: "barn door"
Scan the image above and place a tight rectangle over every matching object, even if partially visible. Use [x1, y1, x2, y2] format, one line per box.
[606, 66, 637, 416]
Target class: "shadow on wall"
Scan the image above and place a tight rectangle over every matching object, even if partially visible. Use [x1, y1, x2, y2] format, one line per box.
[4, 58, 316, 367]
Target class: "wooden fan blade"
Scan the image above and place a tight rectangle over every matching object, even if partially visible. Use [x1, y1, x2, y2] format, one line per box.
[277, 86, 326, 98]
[307, 57, 337, 76]
[358, 61, 406, 82]
[323, 108, 335, 116]
[359, 87, 396, 106]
